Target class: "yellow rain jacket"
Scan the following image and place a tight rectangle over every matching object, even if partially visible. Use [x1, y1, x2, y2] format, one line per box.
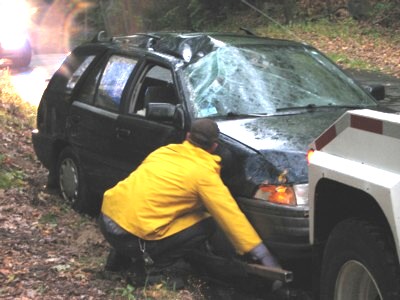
[101, 141, 262, 254]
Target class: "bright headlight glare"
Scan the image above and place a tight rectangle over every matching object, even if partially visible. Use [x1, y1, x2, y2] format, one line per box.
[1, 35, 27, 50]
[254, 183, 308, 206]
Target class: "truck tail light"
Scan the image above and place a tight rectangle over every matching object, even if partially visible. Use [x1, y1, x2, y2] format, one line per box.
[307, 149, 315, 164]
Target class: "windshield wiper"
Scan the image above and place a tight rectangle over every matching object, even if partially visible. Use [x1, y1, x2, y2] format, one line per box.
[275, 104, 368, 113]
[224, 112, 270, 118]
[276, 104, 318, 112]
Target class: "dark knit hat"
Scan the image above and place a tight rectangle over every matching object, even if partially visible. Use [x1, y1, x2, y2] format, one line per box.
[188, 118, 220, 149]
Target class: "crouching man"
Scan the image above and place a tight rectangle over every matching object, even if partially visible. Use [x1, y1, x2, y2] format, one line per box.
[99, 118, 281, 287]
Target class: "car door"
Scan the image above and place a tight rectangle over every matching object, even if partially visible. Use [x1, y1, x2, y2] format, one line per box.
[112, 61, 186, 178]
[68, 54, 139, 193]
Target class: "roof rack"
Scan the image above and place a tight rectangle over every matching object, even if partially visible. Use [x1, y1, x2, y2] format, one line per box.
[116, 33, 161, 40]
[91, 31, 161, 48]
[91, 31, 111, 43]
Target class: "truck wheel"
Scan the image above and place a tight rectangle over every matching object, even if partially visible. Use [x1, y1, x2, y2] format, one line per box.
[57, 147, 88, 213]
[320, 218, 400, 300]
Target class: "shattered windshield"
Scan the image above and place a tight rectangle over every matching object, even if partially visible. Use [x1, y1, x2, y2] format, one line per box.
[182, 44, 376, 118]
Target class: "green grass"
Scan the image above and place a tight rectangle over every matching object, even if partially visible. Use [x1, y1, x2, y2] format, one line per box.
[0, 154, 25, 189]
[0, 169, 25, 189]
[39, 213, 59, 225]
[0, 70, 35, 189]
[327, 53, 379, 71]
[114, 284, 137, 300]
[0, 69, 36, 127]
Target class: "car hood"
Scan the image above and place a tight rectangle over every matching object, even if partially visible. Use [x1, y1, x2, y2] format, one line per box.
[217, 109, 348, 184]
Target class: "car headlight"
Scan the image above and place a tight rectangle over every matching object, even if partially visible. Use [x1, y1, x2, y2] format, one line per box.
[1, 35, 27, 50]
[254, 183, 308, 206]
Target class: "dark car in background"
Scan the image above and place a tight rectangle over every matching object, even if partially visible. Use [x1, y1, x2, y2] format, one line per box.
[32, 32, 387, 272]
[0, 0, 32, 68]
[0, 34, 32, 68]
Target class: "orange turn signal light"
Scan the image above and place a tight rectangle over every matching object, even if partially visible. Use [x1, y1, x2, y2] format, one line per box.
[307, 149, 315, 165]
[255, 184, 296, 206]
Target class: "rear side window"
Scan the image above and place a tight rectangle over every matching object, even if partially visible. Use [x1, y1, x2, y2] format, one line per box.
[48, 53, 96, 93]
[95, 56, 137, 111]
[66, 56, 95, 91]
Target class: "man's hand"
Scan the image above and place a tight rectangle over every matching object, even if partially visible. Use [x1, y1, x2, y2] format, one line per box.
[249, 242, 282, 269]
[259, 252, 281, 269]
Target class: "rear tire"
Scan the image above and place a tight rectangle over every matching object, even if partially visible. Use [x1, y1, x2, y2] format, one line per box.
[13, 40, 32, 68]
[57, 147, 88, 213]
[320, 218, 400, 300]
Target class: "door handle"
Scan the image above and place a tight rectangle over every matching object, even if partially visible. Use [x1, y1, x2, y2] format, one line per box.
[116, 127, 131, 138]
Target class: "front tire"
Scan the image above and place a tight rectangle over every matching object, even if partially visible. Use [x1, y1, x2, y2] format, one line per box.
[320, 218, 400, 300]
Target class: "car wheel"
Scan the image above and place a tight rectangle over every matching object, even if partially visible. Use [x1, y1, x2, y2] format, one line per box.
[57, 147, 87, 213]
[320, 218, 400, 300]
[12, 40, 32, 68]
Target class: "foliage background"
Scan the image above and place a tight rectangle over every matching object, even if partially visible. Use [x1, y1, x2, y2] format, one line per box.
[25, 0, 399, 77]
[28, 0, 400, 48]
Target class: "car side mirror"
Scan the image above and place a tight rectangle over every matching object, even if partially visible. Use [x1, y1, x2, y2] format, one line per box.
[363, 84, 386, 101]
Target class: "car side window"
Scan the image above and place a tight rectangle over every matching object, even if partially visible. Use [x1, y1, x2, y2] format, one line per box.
[66, 55, 95, 91]
[77, 71, 101, 105]
[95, 55, 137, 112]
[129, 65, 177, 115]
[49, 53, 96, 93]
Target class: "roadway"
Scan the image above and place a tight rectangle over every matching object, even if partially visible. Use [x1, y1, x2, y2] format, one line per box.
[8, 53, 68, 107]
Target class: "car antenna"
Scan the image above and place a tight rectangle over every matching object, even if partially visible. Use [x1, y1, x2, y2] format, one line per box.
[240, 0, 301, 42]
[239, 27, 257, 36]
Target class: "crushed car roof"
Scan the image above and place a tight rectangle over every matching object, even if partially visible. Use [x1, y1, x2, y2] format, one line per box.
[85, 31, 307, 63]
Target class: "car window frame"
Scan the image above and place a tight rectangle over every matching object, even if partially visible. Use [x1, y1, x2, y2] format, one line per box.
[47, 47, 105, 96]
[66, 55, 96, 92]
[125, 59, 178, 117]
[94, 54, 139, 113]
[73, 51, 139, 113]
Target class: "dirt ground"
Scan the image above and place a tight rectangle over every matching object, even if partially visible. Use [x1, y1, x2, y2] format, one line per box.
[0, 110, 218, 299]
[0, 118, 123, 299]
[0, 103, 271, 299]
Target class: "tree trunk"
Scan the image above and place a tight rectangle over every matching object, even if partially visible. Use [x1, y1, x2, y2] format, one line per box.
[347, 0, 371, 20]
[282, 0, 296, 24]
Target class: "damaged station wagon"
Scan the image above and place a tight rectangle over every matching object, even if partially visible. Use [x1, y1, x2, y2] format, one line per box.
[32, 32, 386, 273]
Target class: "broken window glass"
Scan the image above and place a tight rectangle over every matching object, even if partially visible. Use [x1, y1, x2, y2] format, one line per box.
[182, 44, 375, 118]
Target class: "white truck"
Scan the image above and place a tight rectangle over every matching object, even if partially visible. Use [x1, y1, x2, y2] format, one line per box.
[308, 109, 400, 299]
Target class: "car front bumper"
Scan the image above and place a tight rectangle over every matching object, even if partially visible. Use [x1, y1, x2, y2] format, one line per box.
[237, 196, 311, 260]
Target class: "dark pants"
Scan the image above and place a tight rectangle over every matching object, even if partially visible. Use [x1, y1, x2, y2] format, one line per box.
[99, 214, 216, 269]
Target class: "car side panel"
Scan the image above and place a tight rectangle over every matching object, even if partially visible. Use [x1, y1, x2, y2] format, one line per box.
[68, 102, 121, 194]
[113, 115, 185, 178]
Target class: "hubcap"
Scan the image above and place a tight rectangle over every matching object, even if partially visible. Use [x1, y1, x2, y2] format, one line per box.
[334, 260, 382, 300]
[59, 157, 79, 204]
